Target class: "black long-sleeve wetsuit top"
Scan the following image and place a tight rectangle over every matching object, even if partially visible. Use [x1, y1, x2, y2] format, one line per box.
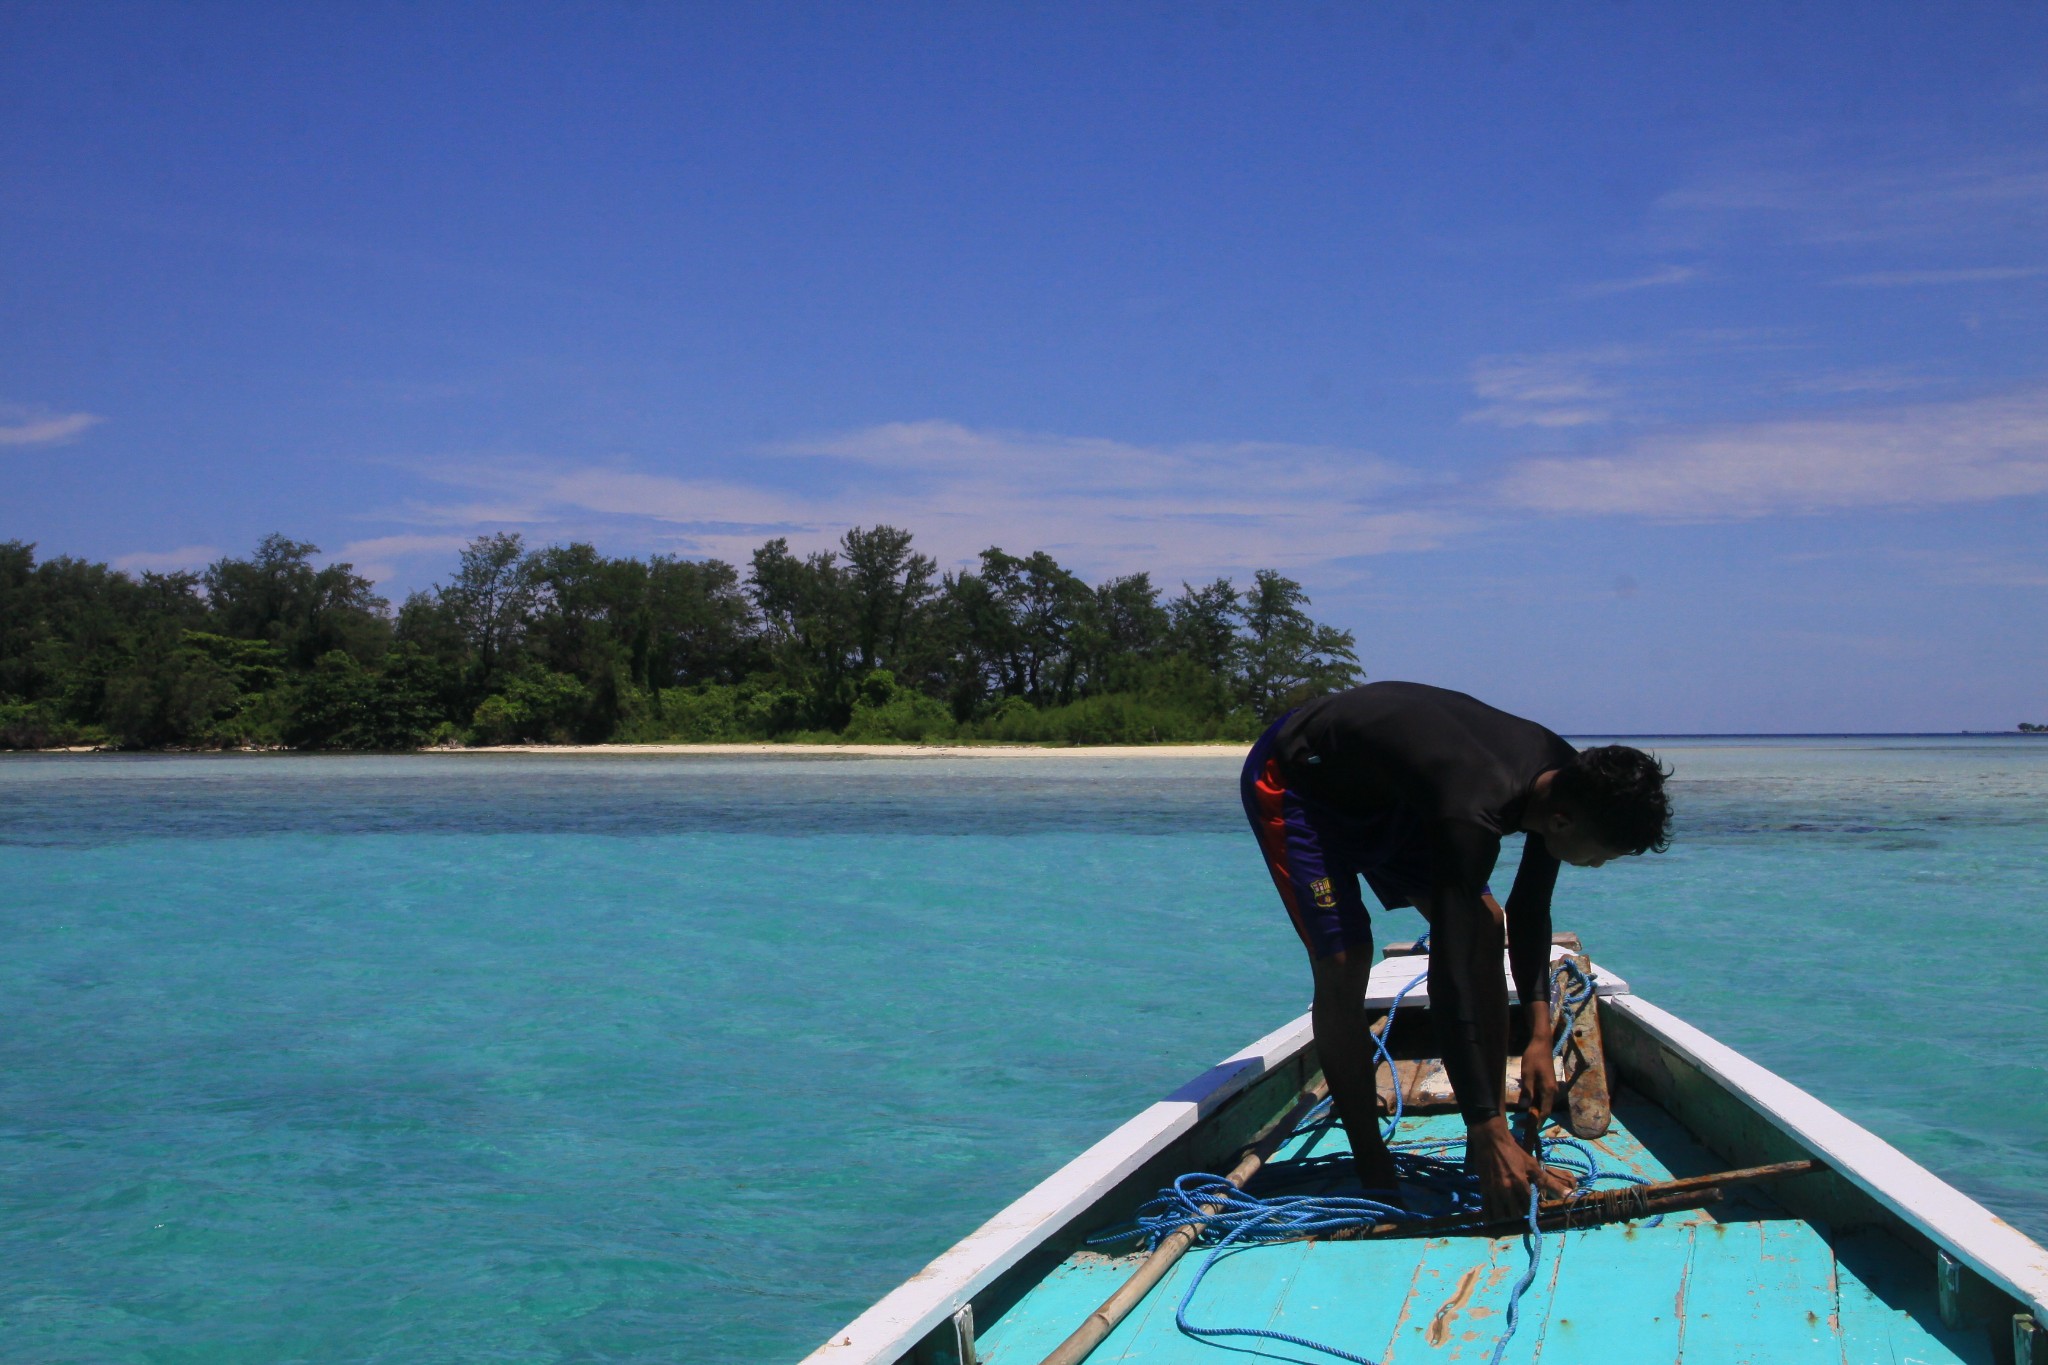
[1271, 681, 1577, 1125]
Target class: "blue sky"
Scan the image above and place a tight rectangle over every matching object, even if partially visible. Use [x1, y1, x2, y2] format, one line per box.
[5, 2, 2046, 731]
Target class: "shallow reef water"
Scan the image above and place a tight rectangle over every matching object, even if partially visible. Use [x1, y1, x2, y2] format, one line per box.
[3, 738, 2044, 1362]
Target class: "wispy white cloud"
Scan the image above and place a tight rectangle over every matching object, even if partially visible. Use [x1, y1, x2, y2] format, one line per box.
[338, 533, 477, 562]
[1657, 146, 2048, 246]
[379, 373, 2048, 584]
[1575, 265, 1699, 298]
[1496, 386, 2048, 519]
[1832, 265, 2048, 287]
[1768, 628, 1931, 662]
[1779, 366, 1936, 397]
[112, 545, 219, 573]
[1464, 347, 1642, 428]
[0, 405, 102, 446]
[391, 422, 1466, 580]
[1901, 549, 2048, 590]
[336, 533, 476, 586]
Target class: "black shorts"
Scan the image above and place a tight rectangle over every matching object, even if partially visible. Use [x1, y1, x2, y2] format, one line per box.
[1241, 715, 1436, 959]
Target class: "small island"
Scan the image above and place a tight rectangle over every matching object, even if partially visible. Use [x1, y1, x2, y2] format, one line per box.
[1, 527, 1360, 753]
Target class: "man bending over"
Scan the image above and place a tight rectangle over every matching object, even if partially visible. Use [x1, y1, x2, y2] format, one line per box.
[1241, 681, 1671, 1218]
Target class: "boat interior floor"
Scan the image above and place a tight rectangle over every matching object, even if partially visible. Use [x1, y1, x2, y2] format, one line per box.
[972, 1087, 1993, 1364]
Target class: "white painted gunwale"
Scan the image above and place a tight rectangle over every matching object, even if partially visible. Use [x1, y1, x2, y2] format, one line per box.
[1606, 993, 2048, 1321]
[803, 986, 2047, 1364]
[798, 1012, 1316, 1364]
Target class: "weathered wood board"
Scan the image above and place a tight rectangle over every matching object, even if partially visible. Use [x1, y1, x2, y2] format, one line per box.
[1558, 951, 1614, 1138]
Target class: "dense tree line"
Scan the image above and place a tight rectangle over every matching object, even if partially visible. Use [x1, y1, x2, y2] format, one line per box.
[0, 528, 1362, 750]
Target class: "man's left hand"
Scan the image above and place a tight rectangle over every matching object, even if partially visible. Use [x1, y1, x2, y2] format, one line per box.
[1518, 1035, 1559, 1122]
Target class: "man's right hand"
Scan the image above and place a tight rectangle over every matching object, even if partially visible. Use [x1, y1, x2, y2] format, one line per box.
[1466, 1117, 1572, 1218]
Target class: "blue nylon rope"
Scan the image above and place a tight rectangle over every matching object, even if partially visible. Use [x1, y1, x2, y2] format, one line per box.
[1094, 955, 1648, 1365]
[1489, 1182, 1545, 1365]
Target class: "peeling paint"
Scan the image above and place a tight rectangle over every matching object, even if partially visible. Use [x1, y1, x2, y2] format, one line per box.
[1426, 1266, 1483, 1347]
[1382, 1242, 1432, 1355]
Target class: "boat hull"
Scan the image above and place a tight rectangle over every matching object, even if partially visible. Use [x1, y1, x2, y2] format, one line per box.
[805, 985, 2048, 1365]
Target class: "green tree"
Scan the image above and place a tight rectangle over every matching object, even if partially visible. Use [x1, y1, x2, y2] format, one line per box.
[180, 632, 288, 695]
[1236, 569, 1361, 719]
[1075, 572, 1169, 695]
[469, 670, 593, 745]
[1168, 577, 1241, 679]
[286, 646, 453, 750]
[103, 644, 240, 747]
[282, 652, 380, 749]
[926, 568, 1010, 717]
[204, 535, 389, 667]
[519, 542, 648, 740]
[979, 548, 1089, 705]
[841, 668, 956, 742]
[0, 527, 1367, 748]
[393, 591, 476, 723]
[748, 537, 857, 726]
[839, 525, 937, 675]
[438, 532, 532, 686]
[642, 555, 761, 689]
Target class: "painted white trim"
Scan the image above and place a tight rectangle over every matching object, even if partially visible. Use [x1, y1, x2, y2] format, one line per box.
[1362, 945, 1631, 1008]
[1607, 993, 2048, 1317]
[799, 1013, 1317, 1364]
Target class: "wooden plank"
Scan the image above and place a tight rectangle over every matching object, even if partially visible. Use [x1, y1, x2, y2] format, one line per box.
[1388, 1054, 1567, 1115]
[1392, 1057, 1447, 1112]
[1381, 1235, 1539, 1364]
[801, 1013, 1317, 1365]
[1679, 1219, 1841, 1363]
[1381, 932, 1583, 958]
[1604, 994, 2048, 1322]
[1255, 1241, 1433, 1364]
[967, 1259, 1134, 1365]
[1534, 1222, 1695, 1364]
[1103, 1240, 1317, 1362]
[1559, 952, 1613, 1139]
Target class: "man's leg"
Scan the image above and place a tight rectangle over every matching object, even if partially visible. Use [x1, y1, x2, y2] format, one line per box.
[1311, 948, 1402, 1192]
[1241, 750, 1399, 1192]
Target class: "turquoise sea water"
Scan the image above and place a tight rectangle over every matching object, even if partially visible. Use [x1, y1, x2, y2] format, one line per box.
[3, 740, 2045, 1363]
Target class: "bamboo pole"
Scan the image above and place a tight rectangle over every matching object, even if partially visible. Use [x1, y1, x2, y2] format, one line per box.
[1033, 1077, 1331, 1365]
[1323, 1157, 1823, 1242]
[1319, 1184, 1725, 1243]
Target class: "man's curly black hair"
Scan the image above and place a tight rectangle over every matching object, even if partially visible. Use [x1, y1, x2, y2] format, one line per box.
[1550, 744, 1673, 855]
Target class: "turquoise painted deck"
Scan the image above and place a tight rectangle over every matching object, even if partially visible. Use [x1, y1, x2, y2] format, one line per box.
[974, 1093, 1992, 1364]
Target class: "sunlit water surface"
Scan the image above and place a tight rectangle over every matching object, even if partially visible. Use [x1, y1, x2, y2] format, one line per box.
[3, 739, 2044, 1362]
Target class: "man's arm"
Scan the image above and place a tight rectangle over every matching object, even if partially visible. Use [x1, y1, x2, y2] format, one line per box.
[1422, 830, 1508, 1127]
[1503, 836, 1562, 1120]
[1426, 823, 1572, 1216]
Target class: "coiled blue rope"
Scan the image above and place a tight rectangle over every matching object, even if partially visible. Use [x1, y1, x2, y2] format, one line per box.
[1094, 954, 1644, 1365]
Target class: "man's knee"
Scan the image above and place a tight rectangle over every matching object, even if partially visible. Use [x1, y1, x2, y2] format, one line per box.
[1310, 950, 1374, 1003]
